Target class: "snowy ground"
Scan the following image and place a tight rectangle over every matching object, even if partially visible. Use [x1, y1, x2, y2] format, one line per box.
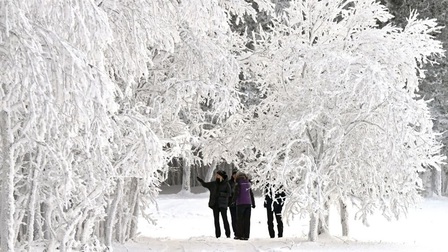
[115, 186, 448, 251]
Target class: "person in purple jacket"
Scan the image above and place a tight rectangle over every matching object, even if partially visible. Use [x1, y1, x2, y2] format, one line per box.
[232, 172, 255, 240]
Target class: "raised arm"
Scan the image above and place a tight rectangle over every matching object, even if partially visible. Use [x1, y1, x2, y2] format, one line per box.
[196, 177, 212, 189]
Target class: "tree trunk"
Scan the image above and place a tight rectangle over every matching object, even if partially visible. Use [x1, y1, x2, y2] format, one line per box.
[340, 199, 349, 236]
[34, 202, 43, 240]
[42, 201, 57, 251]
[97, 219, 104, 243]
[41, 203, 50, 240]
[421, 170, 432, 197]
[60, 212, 83, 252]
[0, 110, 16, 251]
[181, 158, 191, 192]
[122, 178, 140, 242]
[128, 178, 140, 239]
[81, 211, 95, 244]
[441, 165, 447, 196]
[75, 217, 83, 243]
[308, 212, 318, 241]
[14, 194, 27, 244]
[105, 178, 124, 247]
[27, 159, 40, 251]
[318, 201, 329, 235]
[432, 168, 442, 196]
[115, 194, 124, 243]
[205, 160, 217, 182]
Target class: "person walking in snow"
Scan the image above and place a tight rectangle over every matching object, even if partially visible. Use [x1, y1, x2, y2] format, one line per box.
[264, 184, 285, 238]
[232, 172, 255, 240]
[228, 169, 238, 237]
[197, 170, 231, 238]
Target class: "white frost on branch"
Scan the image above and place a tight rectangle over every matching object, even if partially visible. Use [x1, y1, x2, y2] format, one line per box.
[204, 0, 445, 242]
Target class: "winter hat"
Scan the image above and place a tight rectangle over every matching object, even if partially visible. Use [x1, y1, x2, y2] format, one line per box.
[236, 171, 247, 179]
[217, 170, 227, 179]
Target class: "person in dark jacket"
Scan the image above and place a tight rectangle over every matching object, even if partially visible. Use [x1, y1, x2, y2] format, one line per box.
[232, 172, 255, 240]
[197, 170, 231, 238]
[228, 169, 238, 237]
[264, 184, 286, 238]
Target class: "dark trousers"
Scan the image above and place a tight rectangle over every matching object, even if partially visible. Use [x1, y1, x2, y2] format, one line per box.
[213, 207, 230, 238]
[229, 206, 237, 236]
[236, 204, 251, 239]
[267, 206, 283, 238]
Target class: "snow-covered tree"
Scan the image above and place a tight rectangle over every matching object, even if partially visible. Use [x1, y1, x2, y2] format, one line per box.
[138, 0, 274, 191]
[204, 0, 445, 241]
[380, 0, 448, 197]
[0, 0, 119, 250]
[143, 0, 242, 192]
[0, 0, 260, 250]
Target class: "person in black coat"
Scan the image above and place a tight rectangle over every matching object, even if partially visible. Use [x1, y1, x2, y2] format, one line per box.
[197, 170, 231, 238]
[264, 184, 286, 238]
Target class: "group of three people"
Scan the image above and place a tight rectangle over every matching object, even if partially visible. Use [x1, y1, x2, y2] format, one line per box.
[197, 169, 284, 240]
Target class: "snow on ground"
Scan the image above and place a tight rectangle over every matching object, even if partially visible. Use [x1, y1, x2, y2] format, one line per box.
[115, 185, 448, 251]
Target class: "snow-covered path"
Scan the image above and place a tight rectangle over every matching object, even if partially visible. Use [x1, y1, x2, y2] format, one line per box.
[115, 186, 448, 251]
